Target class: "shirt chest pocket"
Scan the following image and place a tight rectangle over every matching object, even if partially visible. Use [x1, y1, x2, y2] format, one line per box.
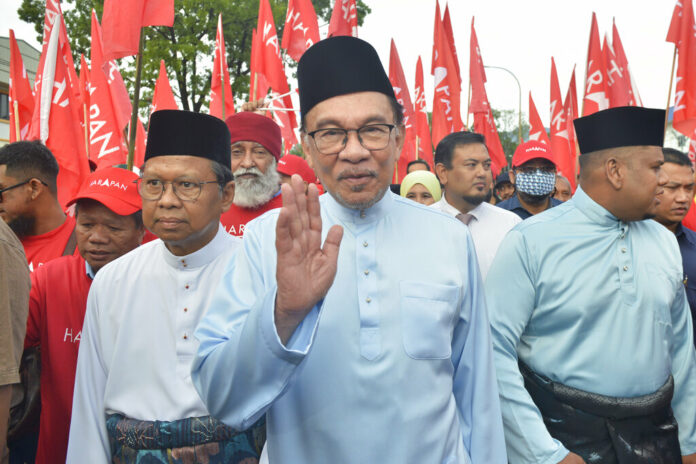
[400, 281, 460, 359]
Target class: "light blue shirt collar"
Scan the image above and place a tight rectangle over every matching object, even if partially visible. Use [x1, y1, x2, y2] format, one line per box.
[322, 188, 393, 229]
[572, 186, 623, 228]
[85, 261, 96, 280]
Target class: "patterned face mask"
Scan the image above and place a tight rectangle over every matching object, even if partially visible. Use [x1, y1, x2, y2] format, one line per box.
[515, 170, 556, 197]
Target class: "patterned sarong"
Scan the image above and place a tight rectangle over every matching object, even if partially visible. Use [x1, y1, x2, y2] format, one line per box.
[106, 413, 265, 464]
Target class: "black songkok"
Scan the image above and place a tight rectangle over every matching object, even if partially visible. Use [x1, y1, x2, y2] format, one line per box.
[145, 110, 231, 166]
[573, 106, 665, 154]
[297, 36, 396, 117]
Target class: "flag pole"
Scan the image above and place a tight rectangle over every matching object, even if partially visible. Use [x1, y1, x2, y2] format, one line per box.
[415, 135, 420, 160]
[220, 52, 226, 121]
[83, 103, 89, 156]
[13, 101, 20, 141]
[466, 82, 471, 128]
[664, 45, 677, 141]
[126, 33, 145, 171]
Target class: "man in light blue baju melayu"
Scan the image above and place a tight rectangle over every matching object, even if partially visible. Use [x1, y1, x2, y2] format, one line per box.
[486, 106, 696, 464]
[192, 36, 506, 464]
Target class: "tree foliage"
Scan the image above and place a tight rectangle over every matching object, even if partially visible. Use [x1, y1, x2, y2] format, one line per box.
[18, 0, 371, 113]
[492, 108, 530, 165]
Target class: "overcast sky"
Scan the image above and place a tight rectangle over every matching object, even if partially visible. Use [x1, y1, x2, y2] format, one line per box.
[3, 0, 680, 127]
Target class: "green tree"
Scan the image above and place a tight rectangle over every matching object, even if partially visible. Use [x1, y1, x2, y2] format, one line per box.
[492, 108, 530, 165]
[18, 0, 370, 113]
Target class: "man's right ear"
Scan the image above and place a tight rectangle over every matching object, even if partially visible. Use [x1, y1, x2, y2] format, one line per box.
[434, 163, 448, 186]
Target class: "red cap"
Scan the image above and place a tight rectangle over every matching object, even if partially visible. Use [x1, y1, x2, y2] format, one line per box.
[277, 155, 317, 184]
[225, 112, 282, 160]
[512, 141, 556, 168]
[67, 167, 142, 215]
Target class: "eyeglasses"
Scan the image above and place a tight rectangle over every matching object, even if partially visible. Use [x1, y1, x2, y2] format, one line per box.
[515, 166, 556, 175]
[307, 124, 396, 154]
[0, 179, 48, 202]
[136, 178, 221, 202]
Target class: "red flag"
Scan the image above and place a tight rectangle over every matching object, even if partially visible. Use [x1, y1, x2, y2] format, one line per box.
[78, 54, 90, 154]
[469, 19, 506, 173]
[612, 20, 642, 106]
[29, 19, 89, 207]
[281, 0, 320, 61]
[667, 0, 696, 137]
[602, 34, 633, 108]
[442, 4, 461, 84]
[250, 28, 269, 100]
[152, 60, 178, 112]
[563, 66, 578, 188]
[414, 56, 434, 168]
[388, 39, 416, 182]
[582, 13, 609, 116]
[88, 11, 132, 169]
[328, 0, 358, 38]
[549, 58, 574, 184]
[133, 118, 148, 169]
[431, 8, 463, 145]
[256, 0, 296, 128]
[8, 30, 35, 142]
[101, 0, 174, 62]
[430, 0, 441, 75]
[210, 14, 235, 120]
[528, 92, 550, 146]
[269, 94, 298, 157]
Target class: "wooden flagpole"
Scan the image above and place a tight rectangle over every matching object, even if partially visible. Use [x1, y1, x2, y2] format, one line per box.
[466, 82, 471, 128]
[664, 45, 678, 141]
[83, 103, 89, 157]
[13, 101, 20, 141]
[415, 135, 420, 160]
[126, 33, 145, 171]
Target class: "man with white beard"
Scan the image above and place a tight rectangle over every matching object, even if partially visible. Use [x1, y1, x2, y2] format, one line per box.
[220, 112, 284, 237]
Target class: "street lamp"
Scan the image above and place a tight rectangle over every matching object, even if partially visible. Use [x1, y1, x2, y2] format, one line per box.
[483, 65, 522, 143]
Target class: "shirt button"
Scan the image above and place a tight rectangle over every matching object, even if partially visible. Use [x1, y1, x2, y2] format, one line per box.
[363, 241, 368, 247]
[366, 297, 372, 303]
[360, 211, 366, 219]
[621, 248, 627, 253]
[364, 270, 370, 275]
[185, 284, 190, 289]
[183, 334, 188, 340]
[623, 265, 629, 271]
[184, 307, 188, 312]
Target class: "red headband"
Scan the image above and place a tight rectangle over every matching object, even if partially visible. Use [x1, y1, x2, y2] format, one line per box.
[225, 112, 282, 160]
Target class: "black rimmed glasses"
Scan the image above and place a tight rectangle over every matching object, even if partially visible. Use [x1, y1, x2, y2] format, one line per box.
[135, 178, 221, 202]
[307, 124, 396, 154]
[0, 179, 48, 202]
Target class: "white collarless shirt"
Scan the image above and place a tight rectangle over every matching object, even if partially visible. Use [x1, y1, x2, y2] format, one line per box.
[431, 195, 521, 280]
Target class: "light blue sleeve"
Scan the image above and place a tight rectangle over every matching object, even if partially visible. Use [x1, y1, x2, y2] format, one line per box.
[668, 280, 696, 455]
[451, 228, 507, 463]
[485, 230, 569, 464]
[191, 218, 321, 430]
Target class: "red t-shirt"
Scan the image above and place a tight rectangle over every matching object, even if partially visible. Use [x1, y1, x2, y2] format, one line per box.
[24, 254, 92, 464]
[20, 215, 76, 272]
[220, 194, 283, 237]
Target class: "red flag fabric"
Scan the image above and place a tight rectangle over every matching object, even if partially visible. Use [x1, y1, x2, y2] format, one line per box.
[152, 60, 178, 112]
[133, 118, 148, 169]
[281, 0, 320, 61]
[328, 0, 358, 38]
[684, 199, 696, 231]
[210, 14, 235, 120]
[29, 19, 89, 207]
[563, 67, 578, 188]
[8, 30, 35, 142]
[414, 56, 434, 169]
[469, 19, 506, 173]
[442, 5, 461, 84]
[88, 11, 132, 169]
[250, 28, 269, 101]
[269, 94, 299, 157]
[256, 0, 297, 128]
[431, 8, 463, 146]
[602, 34, 632, 108]
[667, 0, 696, 137]
[612, 20, 642, 106]
[78, 54, 90, 154]
[388, 39, 416, 182]
[430, 0, 441, 75]
[549, 58, 574, 184]
[528, 92, 550, 146]
[101, 0, 174, 62]
[582, 13, 609, 116]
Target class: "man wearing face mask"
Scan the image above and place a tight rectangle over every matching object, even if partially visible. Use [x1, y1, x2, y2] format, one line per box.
[497, 141, 562, 219]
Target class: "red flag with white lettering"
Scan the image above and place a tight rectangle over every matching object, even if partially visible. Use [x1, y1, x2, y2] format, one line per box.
[667, 0, 696, 137]
[8, 30, 34, 142]
[602, 34, 632, 108]
[612, 20, 642, 107]
[414, 56, 434, 168]
[269, 92, 299, 157]
[389, 39, 416, 182]
[549, 58, 574, 184]
[328, 0, 358, 38]
[469, 19, 506, 174]
[210, 14, 235, 120]
[152, 60, 178, 112]
[101, 0, 174, 62]
[28, 19, 89, 207]
[582, 13, 609, 116]
[431, 8, 463, 146]
[250, 28, 270, 101]
[528, 92, 550, 146]
[281, 0, 320, 61]
[88, 11, 131, 169]
[442, 5, 461, 84]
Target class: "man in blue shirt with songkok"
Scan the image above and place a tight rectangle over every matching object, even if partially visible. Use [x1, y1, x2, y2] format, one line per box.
[486, 106, 696, 464]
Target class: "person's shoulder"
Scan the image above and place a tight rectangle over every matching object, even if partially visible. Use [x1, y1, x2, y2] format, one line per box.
[392, 194, 462, 224]
[682, 224, 696, 246]
[512, 198, 576, 233]
[478, 202, 522, 224]
[94, 239, 160, 281]
[495, 197, 515, 210]
[33, 253, 82, 276]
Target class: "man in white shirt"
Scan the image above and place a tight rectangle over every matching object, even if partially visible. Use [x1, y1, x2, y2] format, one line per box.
[67, 110, 264, 463]
[431, 131, 521, 280]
